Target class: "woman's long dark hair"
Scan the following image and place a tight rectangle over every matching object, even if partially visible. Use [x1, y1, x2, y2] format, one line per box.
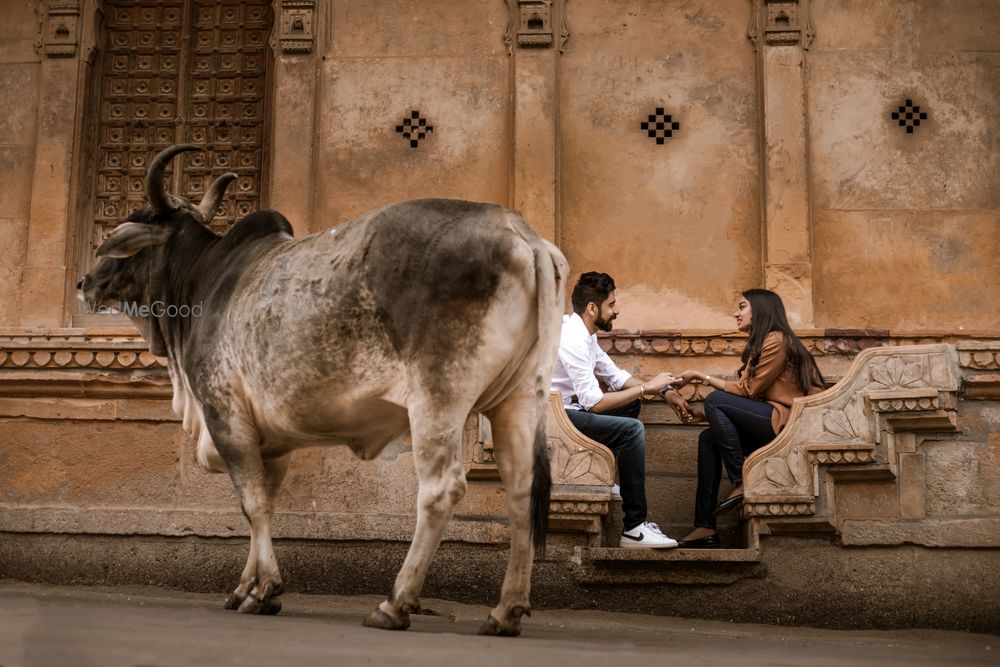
[739, 288, 826, 394]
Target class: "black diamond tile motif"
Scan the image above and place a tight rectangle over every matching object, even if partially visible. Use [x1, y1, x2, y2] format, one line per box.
[395, 110, 434, 148]
[641, 107, 681, 144]
[891, 99, 928, 134]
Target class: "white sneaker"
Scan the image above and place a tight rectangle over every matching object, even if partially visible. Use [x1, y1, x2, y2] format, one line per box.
[610, 484, 622, 500]
[619, 521, 679, 549]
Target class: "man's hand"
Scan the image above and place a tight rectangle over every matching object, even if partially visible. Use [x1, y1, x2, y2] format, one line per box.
[664, 391, 694, 423]
[644, 372, 678, 394]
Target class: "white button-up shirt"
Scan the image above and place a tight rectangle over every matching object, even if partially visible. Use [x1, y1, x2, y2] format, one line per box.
[551, 313, 632, 411]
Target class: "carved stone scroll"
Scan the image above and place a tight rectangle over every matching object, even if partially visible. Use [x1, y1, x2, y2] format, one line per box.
[546, 392, 615, 487]
[742, 344, 962, 527]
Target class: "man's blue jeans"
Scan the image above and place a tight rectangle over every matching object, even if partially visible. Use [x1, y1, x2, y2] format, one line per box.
[694, 390, 775, 529]
[566, 400, 647, 531]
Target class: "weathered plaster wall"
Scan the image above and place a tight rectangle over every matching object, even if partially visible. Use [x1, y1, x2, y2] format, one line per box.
[312, 0, 512, 228]
[0, 2, 40, 326]
[807, 0, 1000, 330]
[559, 1, 761, 330]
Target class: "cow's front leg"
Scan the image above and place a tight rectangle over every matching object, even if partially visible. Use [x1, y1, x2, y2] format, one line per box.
[364, 415, 467, 631]
[224, 455, 290, 612]
[213, 425, 290, 615]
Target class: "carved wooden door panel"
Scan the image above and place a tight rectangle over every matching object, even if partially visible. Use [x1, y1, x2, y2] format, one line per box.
[90, 0, 271, 261]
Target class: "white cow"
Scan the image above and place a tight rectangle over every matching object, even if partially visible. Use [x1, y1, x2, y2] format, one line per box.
[77, 145, 568, 636]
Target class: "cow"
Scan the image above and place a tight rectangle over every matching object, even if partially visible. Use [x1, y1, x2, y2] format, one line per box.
[77, 144, 568, 636]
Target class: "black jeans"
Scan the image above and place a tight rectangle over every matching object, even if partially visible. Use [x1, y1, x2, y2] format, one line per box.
[566, 400, 647, 530]
[694, 391, 775, 529]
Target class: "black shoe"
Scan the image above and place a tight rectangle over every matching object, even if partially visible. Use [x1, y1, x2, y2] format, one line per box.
[715, 494, 744, 515]
[677, 533, 721, 549]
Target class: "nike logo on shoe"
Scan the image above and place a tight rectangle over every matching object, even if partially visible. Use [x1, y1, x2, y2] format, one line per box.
[621, 532, 644, 541]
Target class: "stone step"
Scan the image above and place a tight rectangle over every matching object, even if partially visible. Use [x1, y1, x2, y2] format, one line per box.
[582, 546, 760, 563]
[573, 546, 765, 585]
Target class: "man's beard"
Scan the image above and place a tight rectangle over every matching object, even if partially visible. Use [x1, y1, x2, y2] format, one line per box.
[595, 313, 615, 332]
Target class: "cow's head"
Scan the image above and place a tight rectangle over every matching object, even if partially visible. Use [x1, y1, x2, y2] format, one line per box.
[77, 145, 236, 355]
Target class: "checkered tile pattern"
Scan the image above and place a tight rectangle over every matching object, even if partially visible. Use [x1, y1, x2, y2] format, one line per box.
[396, 110, 434, 148]
[641, 108, 680, 144]
[891, 99, 928, 134]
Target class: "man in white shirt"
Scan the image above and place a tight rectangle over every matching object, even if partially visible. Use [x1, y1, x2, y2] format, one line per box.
[552, 272, 690, 548]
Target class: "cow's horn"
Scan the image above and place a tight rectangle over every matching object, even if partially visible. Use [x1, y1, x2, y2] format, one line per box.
[146, 144, 200, 213]
[196, 172, 237, 223]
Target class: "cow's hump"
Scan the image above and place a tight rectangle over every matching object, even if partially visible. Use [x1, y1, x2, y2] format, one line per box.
[220, 210, 293, 249]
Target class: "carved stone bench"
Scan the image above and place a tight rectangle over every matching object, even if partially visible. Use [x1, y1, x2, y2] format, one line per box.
[742, 343, 962, 540]
[544, 392, 617, 545]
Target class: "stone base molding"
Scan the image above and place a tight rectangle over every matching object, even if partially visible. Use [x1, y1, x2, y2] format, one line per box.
[742, 344, 966, 541]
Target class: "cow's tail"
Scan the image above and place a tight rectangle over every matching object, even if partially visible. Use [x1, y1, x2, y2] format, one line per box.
[529, 239, 567, 559]
[530, 419, 551, 558]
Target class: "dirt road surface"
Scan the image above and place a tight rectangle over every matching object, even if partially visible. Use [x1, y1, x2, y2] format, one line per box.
[0, 581, 994, 667]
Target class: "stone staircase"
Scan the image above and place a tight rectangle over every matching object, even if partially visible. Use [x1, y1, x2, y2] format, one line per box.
[537, 343, 976, 583]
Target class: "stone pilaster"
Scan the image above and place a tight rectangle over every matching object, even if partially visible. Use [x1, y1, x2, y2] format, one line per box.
[507, 0, 565, 243]
[750, 0, 815, 326]
[22, 0, 88, 327]
[269, 0, 319, 235]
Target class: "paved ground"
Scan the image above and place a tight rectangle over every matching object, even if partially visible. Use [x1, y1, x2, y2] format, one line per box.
[0, 581, 995, 667]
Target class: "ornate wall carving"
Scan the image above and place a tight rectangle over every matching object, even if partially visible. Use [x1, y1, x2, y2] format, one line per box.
[38, 0, 81, 57]
[274, 0, 314, 54]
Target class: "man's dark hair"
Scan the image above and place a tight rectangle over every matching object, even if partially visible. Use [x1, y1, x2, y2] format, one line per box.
[571, 272, 616, 315]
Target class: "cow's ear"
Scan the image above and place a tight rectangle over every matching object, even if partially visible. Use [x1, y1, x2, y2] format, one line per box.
[97, 222, 171, 258]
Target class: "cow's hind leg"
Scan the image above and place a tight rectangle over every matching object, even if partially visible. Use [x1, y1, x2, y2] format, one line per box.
[223, 454, 290, 614]
[479, 386, 548, 637]
[364, 404, 469, 631]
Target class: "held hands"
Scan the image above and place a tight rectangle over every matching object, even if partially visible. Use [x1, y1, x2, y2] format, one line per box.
[668, 370, 707, 388]
[664, 391, 705, 424]
[644, 372, 679, 394]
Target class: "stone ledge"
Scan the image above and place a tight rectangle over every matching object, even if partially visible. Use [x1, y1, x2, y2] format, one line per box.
[0, 506, 511, 545]
[841, 518, 1000, 548]
[963, 373, 1000, 400]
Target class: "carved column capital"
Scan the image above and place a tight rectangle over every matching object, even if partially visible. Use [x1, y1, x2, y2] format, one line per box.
[761, 0, 814, 49]
[273, 0, 315, 54]
[38, 0, 81, 58]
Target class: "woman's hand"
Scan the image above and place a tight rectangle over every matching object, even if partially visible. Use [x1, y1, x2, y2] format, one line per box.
[670, 370, 705, 388]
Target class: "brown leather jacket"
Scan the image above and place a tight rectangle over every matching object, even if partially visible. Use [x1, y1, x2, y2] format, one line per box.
[722, 331, 820, 434]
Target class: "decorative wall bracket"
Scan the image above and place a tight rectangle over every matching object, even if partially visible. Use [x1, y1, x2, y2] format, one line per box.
[38, 0, 81, 58]
[275, 0, 314, 54]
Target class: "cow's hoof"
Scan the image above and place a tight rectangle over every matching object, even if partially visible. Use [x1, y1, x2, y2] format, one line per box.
[478, 614, 521, 637]
[223, 593, 245, 610]
[236, 593, 281, 615]
[362, 608, 410, 631]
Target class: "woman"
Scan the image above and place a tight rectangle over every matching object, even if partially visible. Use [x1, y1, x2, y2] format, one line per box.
[670, 289, 826, 548]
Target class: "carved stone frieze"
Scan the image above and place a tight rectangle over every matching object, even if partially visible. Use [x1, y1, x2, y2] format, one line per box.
[0, 333, 166, 371]
[744, 501, 814, 518]
[957, 341, 1000, 370]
